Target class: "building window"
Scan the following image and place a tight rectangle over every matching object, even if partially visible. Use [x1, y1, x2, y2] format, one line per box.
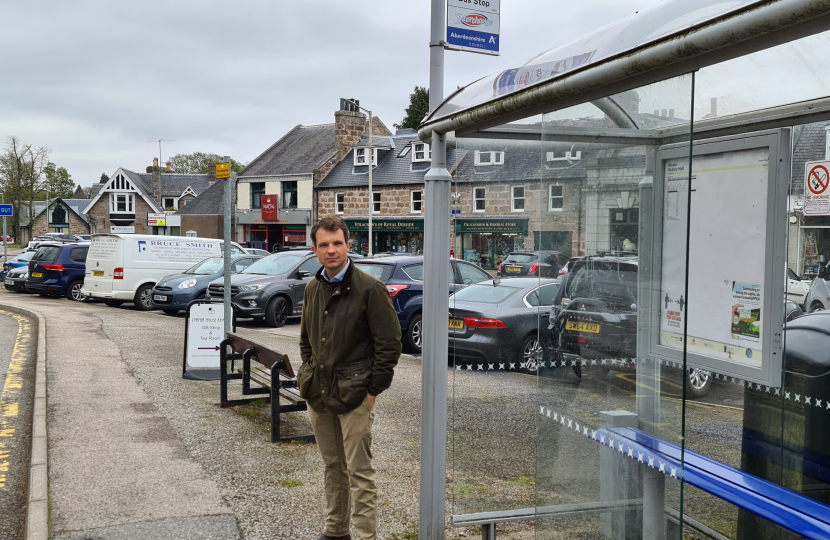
[412, 143, 431, 162]
[354, 148, 378, 165]
[475, 151, 504, 166]
[251, 182, 265, 209]
[473, 187, 486, 213]
[372, 192, 381, 214]
[109, 193, 134, 213]
[336, 193, 345, 214]
[283, 181, 298, 208]
[411, 190, 422, 213]
[546, 150, 581, 162]
[549, 185, 564, 211]
[511, 186, 525, 212]
[163, 197, 175, 210]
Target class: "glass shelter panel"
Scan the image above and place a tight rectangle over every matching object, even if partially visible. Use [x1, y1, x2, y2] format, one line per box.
[536, 75, 694, 539]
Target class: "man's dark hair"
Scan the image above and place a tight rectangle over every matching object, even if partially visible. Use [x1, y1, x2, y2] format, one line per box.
[311, 216, 350, 246]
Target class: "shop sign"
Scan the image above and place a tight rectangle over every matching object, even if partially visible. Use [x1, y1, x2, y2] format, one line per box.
[345, 219, 424, 233]
[454, 219, 528, 235]
[262, 194, 279, 221]
[148, 213, 166, 226]
[110, 226, 135, 234]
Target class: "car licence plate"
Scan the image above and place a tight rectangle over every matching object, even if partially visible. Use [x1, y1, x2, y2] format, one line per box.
[93, 270, 104, 277]
[566, 321, 600, 333]
[153, 295, 168, 302]
[4, 279, 12, 286]
[31, 272, 42, 278]
[507, 266, 522, 272]
[448, 319, 464, 329]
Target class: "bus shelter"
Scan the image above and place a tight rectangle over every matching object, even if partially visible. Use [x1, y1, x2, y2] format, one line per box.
[419, 1, 830, 538]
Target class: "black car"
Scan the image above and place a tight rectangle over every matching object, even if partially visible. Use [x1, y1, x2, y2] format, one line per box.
[206, 250, 361, 327]
[353, 255, 493, 353]
[498, 251, 564, 278]
[151, 254, 262, 313]
[3, 265, 32, 292]
[545, 255, 713, 398]
[449, 278, 561, 368]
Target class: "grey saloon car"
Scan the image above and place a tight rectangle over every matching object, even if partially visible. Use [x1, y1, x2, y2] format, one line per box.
[151, 254, 263, 313]
[448, 277, 561, 369]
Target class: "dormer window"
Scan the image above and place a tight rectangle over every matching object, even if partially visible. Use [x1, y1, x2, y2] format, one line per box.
[546, 150, 581, 162]
[354, 148, 378, 166]
[475, 151, 504, 166]
[412, 143, 431, 163]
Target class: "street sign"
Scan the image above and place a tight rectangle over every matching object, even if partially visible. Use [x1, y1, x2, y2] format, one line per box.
[446, 0, 500, 56]
[216, 162, 230, 179]
[805, 160, 830, 215]
[0, 204, 12, 217]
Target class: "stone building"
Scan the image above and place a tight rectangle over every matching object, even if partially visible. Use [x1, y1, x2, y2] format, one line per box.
[18, 198, 91, 243]
[235, 99, 390, 250]
[83, 159, 214, 236]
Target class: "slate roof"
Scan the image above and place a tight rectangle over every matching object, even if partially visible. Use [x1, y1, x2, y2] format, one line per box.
[316, 134, 464, 189]
[25, 198, 91, 226]
[239, 124, 337, 177]
[88, 184, 103, 198]
[175, 180, 224, 215]
[791, 121, 830, 196]
[119, 169, 210, 200]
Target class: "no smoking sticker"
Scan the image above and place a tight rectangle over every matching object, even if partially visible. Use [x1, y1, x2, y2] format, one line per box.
[805, 160, 830, 215]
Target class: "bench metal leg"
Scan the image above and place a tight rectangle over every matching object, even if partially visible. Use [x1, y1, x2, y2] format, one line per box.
[481, 522, 496, 540]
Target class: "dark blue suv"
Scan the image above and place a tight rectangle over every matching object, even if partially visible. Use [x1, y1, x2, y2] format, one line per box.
[353, 255, 492, 353]
[27, 243, 90, 301]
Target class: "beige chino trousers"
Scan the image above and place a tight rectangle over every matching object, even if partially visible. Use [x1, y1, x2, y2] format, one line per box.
[308, 398, 377, 540]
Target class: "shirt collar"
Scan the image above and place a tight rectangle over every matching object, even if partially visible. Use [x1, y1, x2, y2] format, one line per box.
[321, 259, 350, 283]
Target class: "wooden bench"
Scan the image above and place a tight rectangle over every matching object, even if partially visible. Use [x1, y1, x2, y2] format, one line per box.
[219, 331, 315, 444]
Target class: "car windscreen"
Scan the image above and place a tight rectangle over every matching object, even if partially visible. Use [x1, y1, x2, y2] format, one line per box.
[504, 253, 536, 263]
[32, 246, 61, 262]
[241, 254, 304, 275]
[452, 284, 521, 304]
[563, 261, 637, 310]
[355, 262, 395, 281]
[186, 258, 224, 275]
[16, 251, 35, 262]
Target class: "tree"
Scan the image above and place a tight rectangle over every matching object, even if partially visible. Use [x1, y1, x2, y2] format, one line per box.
[41, 163, 76, 199]
[394, 86, 430, 130]
[168, 152, 245, 174]
[100, 172, 109, 183]
[0, 136, 50, 241]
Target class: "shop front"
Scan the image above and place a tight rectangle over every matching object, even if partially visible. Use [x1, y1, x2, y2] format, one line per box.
[344, 218, 424, 256]
[454, 218, 528, 270]
[237, 208, 310, 251]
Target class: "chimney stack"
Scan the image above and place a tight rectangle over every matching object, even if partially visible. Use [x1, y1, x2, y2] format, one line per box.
[151, 158, 162, 206]
[165, 161, 172, 172]
[207, 163, 217, 186]
[335, 98, 368, 160]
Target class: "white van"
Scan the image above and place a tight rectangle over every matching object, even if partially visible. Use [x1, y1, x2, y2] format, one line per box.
[82, 234, 247, 310]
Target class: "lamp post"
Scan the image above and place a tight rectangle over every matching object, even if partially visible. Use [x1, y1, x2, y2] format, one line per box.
[342, 99, 373, 257]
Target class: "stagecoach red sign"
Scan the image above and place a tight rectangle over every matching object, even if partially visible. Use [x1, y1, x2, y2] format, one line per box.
[262, 194, 278, 221]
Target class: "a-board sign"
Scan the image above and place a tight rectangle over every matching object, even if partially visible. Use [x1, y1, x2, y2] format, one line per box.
[186, 303, 224, 368]
[804, 160, 830, 215]
[446, 0, 500, 56]
[216, 162, 230, 179]
[654, 131, 787, 387]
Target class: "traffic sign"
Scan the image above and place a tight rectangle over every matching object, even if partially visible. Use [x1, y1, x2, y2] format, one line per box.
[446, 0, 500, 56]
[0, 204, 12, 217]
[805, 160, 830, 215]
[216, 162, 230, 179]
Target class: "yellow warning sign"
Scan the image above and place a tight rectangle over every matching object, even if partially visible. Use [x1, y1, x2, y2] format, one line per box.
[216, 162, 230, 179]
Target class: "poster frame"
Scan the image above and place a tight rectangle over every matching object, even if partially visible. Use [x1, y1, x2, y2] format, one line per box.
[646, 129, 789, 387]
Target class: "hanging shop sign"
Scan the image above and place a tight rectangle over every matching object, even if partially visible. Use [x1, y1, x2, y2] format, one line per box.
[345, 219, 424, 233]
[446, 0, 500, 56]
[262, 194, 279, 221]
[454, 218, 528, 235]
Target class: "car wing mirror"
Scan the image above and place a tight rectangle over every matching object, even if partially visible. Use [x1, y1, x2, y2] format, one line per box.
[297, 270, 311, 279]
[820, 267, 828, 280]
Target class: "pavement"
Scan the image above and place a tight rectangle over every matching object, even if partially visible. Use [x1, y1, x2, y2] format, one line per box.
[0, 291, 240, 540]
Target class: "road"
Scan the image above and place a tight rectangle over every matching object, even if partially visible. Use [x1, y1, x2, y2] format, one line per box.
[0, 309, 35, 540]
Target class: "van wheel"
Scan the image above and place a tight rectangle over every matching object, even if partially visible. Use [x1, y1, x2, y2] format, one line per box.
[134, 284, 155, 311]
[104, 300, 123, 307]
[265, 296, 289, 327]
[65, 280, 85, 302]
[405, 314, 422, 354]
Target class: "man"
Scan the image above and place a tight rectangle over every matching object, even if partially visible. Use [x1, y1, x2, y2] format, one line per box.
[298, 216, 402, 540]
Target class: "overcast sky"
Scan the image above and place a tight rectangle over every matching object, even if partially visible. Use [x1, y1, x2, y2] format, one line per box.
[0, 0, 663, 188]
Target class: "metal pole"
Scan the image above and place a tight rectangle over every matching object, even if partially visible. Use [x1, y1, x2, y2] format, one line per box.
[2, 193, 6, 263]
[420, 0, 450, 538]
[368, 110, 374, 257]
[223, 157, 232, 336]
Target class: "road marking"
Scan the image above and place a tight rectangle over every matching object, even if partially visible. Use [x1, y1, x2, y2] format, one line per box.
[0, 310, 33, 489]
